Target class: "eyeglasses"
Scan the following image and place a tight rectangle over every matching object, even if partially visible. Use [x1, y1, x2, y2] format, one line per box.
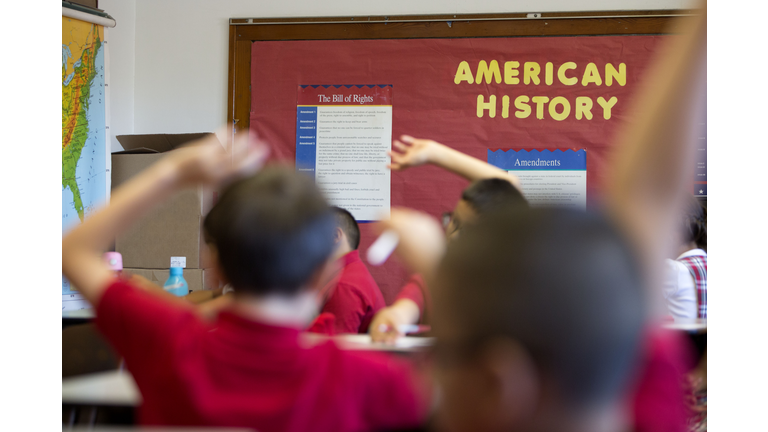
[442, 212, 453, 229]
[443, 212, 461, 237]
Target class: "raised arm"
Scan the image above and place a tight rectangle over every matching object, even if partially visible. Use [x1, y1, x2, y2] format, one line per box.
[370, 209, 445, 343]
[605, 7, 707, 279]
[375, 208, 447, 284]
[389, 135, 521, 189]
[62, 130, 268, 308]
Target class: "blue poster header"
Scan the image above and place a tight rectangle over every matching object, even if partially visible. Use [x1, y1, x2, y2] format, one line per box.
[487, 149, 586, 171]
[295, 107, 317, 179]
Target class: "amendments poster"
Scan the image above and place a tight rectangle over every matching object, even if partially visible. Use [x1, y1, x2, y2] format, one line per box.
[488, 149, 587, 208]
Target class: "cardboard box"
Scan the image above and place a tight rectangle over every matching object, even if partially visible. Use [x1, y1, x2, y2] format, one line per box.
[113, 133, 218, 269]
[124, 268, 221, 292]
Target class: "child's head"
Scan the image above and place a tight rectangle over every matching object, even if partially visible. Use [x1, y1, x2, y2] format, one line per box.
[203, 166, 336, 296]
[444, 178, 528, 238]
[432, 207, 645, 432]
[679, 195, 706, 251]
[331, 206, 360, 252]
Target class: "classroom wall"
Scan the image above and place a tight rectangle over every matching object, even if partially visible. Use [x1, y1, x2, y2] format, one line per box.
[101, 0, 135, 152]
[100, 0, 690, 151]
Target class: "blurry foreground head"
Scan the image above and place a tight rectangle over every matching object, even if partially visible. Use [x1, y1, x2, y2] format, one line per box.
[433, 207, 646, 432]
[444, 178, 528, 238]
[203, 166, 336, 296]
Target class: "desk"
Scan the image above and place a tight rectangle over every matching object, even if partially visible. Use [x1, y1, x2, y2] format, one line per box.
[63, 309, 96, 319]
[61, 334, 432, 410]
[661, 318, 707, 332]
[301, 333, 435, 353]
[62, 370, 140, 407]
[63, 309, 96, 329]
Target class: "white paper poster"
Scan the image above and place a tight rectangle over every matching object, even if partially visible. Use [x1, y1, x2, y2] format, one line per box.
[296, 85, 393, 221]
[488, 149, 587, 209]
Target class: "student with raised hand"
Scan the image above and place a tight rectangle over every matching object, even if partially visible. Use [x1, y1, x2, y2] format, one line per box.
[389, 135, 521, 187]
[389, 135, 526, 240]
[370, 178, 528, 343]
[376, 4, 706, 431]
[308, 206, 386, 334]
[61, 131, 429, 432]
[370, 138, 528, 343]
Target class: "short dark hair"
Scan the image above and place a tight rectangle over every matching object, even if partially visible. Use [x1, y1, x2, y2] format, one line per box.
[331, 206, 360, 250]
[682, 196, 706, 250]
[461, 178, 528, 214]
[203, 167, 336, 296]
[434, 207, 645, 408]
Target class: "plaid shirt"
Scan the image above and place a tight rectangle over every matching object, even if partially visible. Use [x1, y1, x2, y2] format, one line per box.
[678, 251, 707, 318]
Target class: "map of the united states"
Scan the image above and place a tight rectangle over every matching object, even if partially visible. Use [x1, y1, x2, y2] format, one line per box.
[62, 18, 103, 221]
[62, 17, 108, 297]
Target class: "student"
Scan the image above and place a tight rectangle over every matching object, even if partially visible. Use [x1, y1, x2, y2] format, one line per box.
[435, 207, 647, 432]
[376, 204, 648, 432]
[444, 177, 528, 238]
[376, 5, 706, 431]
[660, 196, 707, 429]
[127, 207, 381, 334]
[371, 142, 527, 342]
[663, 195, 707, 321]
[388, 136, 522, 239]
[61, 136, 428, 431]
[312, 206, 386, 334]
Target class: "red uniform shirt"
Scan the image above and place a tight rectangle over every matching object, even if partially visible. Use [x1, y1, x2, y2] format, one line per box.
[630, 327, 696, 432]
[94, 279, 427, 432]
[394, 274, 430, 324]
[321, 250, 386, 334]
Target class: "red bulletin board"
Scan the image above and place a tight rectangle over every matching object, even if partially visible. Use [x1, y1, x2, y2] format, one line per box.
[248, 35, 670, 302]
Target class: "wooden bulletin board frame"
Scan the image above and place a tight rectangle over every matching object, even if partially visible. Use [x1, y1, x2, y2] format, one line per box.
[227, 10, 692, 137]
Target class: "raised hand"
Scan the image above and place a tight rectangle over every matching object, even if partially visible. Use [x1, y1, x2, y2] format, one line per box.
[62, 125, 271, 309]
[375, 207, 446, 279]
[388, 135, 440, 171]
[389, 134, 519, 187]
[162, 127, 270, 189]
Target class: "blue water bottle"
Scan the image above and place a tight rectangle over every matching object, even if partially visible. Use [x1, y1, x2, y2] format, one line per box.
[163, 267, 188, 297]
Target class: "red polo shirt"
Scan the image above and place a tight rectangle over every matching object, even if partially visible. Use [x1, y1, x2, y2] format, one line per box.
[94, 279, 427, 432]
[320, 250, 386, 334]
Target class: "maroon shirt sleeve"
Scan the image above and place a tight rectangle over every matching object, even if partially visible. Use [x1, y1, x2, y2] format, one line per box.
[306, 312, 337, 336]
[94, 279, 205, 379]
[394, 274, 430, 324]
[395, 280, 425, 313]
